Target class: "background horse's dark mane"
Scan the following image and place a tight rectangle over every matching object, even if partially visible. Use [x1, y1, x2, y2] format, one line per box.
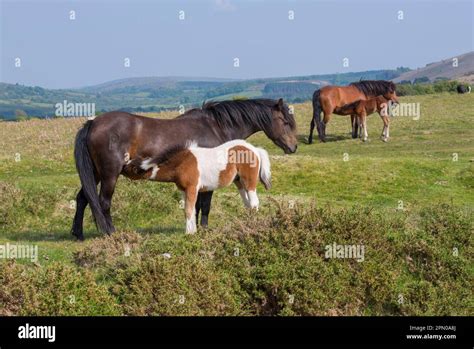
[183, 98, 296, 135]
[350, 80, 396, 97]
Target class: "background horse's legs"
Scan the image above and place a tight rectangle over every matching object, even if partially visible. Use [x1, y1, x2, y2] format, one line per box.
[199, 191, 213, 227]
[351, 115, 359, 139]
[308, 117, 316, 144]
[321, 111, 331, 142]
[379, 112, 390, 142]
[360, 114, 368, 142]
[71, 188, 88, 241]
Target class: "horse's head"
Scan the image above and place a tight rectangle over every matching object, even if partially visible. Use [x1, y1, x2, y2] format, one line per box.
[268, 98, 298, 154]
[383, 82, 399, 104]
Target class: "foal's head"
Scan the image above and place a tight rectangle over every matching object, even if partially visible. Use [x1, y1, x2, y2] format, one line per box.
[268, 98, 298, 154]
[383, 82, 399, 104]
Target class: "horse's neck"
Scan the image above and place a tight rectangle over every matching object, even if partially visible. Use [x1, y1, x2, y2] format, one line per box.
[217, 121, 260, 141]
[178, 111, 263, 142]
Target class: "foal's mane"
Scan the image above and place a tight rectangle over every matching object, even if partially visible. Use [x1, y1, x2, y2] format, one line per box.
[350, 80, 396, 97]
[183, 99, 296, 135]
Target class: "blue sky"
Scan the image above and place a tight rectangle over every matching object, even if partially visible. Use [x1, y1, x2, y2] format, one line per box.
[1, 0, 472, 88]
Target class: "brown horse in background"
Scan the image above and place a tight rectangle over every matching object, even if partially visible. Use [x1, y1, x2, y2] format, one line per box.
[308, 80, 398, 143]
[336, 95, 391, 142]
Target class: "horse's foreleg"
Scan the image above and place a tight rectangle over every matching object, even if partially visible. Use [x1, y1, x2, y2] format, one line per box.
[360, 114, 368, 142]
[198, 191, 213, 227]
[185, 187, 198, 234]
[71, 188, 88, 241]
[380, 113, 390, 142]
[385, 117, 390, 141]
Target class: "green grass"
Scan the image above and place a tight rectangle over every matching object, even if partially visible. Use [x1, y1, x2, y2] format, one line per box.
[0, 92, 473, 315]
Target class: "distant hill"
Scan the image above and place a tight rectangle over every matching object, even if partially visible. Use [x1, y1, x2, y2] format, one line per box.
[79, 76, 240, 93]
[394, 51, 474, 84]
[0, 67, 409, 120]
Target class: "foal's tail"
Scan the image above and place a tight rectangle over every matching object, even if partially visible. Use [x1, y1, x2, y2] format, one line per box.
[257, 148, 271, 190]
[74, 120, 110, 233]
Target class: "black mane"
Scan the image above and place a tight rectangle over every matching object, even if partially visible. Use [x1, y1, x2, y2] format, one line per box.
[350, 80, 396, 97]
[182, 98, 296, 136]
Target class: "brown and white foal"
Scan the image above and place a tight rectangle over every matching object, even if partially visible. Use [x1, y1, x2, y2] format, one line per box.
[336, 95, 391, 142]
[122, 140, 271, 234]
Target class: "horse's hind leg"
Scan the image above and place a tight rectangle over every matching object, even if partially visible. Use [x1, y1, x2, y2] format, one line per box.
[239, 168, 259, 210]
[235, 179, 251, 208]
[71, 188, 88, 241]
[99, 174, 119, 234]
[308, 118, 316, 144]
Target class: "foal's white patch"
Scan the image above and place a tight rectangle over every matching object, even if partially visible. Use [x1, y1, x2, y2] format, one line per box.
[188, 140, 262, 191]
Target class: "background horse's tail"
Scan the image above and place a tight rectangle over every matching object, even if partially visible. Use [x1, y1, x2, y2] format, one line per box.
[257, 148, 271, 190]
[312, 89, 322, 126]
[308, 89, 322, 143]
[74, 120, 110, 233]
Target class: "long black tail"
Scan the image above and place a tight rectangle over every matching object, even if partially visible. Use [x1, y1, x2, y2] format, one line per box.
[308, 89, 322, 143]
[74, 121, 110, 233]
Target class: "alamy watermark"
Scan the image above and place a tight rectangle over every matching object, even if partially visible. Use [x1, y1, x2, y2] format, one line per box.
[0, 243, 38, 263]
[325, 243, 365, 262]
[389, 102, 421, 120]
[55, 100, 95, 117]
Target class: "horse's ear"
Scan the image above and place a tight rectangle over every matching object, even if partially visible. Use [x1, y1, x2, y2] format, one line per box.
[276, 98, 284, 111]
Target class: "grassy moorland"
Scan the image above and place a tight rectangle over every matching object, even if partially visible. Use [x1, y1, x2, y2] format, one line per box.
[0, 93, 472, 315]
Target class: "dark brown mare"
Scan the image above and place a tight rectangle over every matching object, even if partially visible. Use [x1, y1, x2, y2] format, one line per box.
[308, 80, 398, 143]
[71, 98, 297, 240]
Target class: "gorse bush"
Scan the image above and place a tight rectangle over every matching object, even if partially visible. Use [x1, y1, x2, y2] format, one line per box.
[0, 202, 471, 316]
[0, 262, 119, 316]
